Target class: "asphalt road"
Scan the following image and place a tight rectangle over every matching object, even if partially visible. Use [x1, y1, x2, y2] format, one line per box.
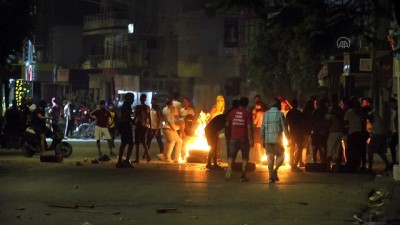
[0, 138, 394, 225]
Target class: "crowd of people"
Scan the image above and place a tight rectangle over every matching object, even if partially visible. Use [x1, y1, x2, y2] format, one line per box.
[0, 96, 94, 153]
[1, 92, 399, 183]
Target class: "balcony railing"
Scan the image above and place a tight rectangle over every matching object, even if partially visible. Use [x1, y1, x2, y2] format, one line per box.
[84, 12, 128, 25]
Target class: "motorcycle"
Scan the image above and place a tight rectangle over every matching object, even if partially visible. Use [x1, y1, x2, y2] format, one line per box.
[22, 127, 73, 158]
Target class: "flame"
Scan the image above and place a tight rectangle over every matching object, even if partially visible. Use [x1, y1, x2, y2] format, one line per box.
[260, 133, 290, 166]
[282, 133, 290, 165]
[184, 111, 211, 161]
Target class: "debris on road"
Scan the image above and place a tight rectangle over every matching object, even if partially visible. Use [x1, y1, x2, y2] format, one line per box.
[156, 208, 180, 213]
[353, 189, 390, 224]
[76, 209, 120, 215]
[297, 202, 308, 205]
[47, 201, 95, 209]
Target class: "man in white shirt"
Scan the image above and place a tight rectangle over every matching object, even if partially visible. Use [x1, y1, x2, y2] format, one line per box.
[158, 99, 182, 163]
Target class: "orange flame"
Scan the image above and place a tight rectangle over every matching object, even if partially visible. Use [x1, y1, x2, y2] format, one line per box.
[260, 133, 290, 166]
[184, 111, 211, 162]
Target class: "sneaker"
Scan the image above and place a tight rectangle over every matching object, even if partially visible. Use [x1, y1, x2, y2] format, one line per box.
[116, 161, 126, 168]
[165, 159, 174, 163]
[268, 179, 275, 183]
[291, 166, 302, 172]
[240, 177, 249, 182]
[98, 155, 111, 162]
[225, 168, 232, 181]
[123, 160, 134, 168]
[157, 153, 165, 161]
[131, 159, 139, 164]
[205, 164, 213, 170]
[213, 165, 224, 170]
[273, 170, 279, 182]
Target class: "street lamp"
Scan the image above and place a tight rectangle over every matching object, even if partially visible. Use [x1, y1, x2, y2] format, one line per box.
[128, 23, 134, 34]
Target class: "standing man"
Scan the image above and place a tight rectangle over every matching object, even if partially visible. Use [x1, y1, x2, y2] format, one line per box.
[108, 102, 117, 148]
[261, 98, 287, 183]
[225, 97, 253, 182]
[159, 99, 182, 163]
[4, 100, 22, 148]
[205, 114, 226, 170]
[116, 92, 135, 168]
[367, 111, 391, 173]
[63, 101, 74, 138]
[89, 100, 115, 157]
[343, 97, 363, 168]
[133, 94, 151, 163]
[147, 98, 164, 154]
[48, 97, 60, 133]
[360, 97, 373, 171]
[325, 95, 345, 170]
[180, 97, 196, 159]
[285, 99, 304, 172]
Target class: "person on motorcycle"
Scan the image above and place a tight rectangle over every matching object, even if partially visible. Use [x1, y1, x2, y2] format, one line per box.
[30, 100, 51, 156]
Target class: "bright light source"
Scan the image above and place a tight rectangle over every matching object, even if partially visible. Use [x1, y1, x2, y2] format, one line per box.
[128, 23, 134, 33]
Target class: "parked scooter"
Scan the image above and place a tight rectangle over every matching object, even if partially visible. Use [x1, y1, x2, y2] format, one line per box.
[22, 127, 73, 157]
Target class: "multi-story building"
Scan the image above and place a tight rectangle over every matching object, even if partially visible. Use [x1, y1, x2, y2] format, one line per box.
[27, 0, 260, 111]
[78, 0, 262, 111]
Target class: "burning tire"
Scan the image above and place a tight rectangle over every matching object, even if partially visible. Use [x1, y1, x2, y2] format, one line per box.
[186, 156, 208, 163]
[186, 149, 208, 163]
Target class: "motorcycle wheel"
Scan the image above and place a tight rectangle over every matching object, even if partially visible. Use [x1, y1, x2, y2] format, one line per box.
[55, 142, 73, 157]
[22, 144, 35, 157]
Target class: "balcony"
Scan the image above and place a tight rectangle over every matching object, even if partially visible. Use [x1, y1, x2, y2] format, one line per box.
[82, 53, 128, 70]
[83, 12, 129, 36]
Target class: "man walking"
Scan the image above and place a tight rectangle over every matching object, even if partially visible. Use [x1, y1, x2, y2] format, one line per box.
[225, 97, 253, 182]
[261, 98, 287, 183]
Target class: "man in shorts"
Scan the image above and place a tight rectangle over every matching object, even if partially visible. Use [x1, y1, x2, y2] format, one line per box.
[225, 97, 253, 182]
[89, 100, 115, 157]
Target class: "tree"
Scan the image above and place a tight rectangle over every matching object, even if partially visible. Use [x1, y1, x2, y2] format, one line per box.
[209, 0, 390, 102]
